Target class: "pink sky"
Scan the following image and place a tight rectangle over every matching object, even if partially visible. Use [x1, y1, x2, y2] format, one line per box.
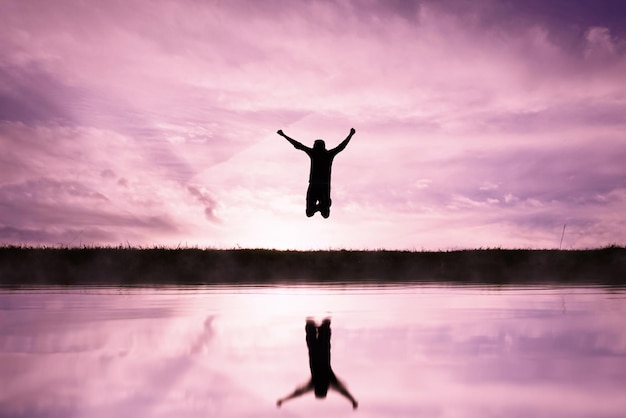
[1, 0, 625, 250]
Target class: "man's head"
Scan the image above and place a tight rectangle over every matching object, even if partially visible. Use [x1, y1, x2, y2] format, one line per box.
[313, 140, 326, 150]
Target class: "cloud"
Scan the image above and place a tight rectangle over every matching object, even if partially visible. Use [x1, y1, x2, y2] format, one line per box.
[0, 64, 76, 125]
[0, 225, 114, 246]
[0, 177, 177, 246]
[584, 26, 618, 61]
[187, 185, 219, 222]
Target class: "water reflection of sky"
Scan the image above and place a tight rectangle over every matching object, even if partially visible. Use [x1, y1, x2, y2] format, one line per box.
[1, 286, 625, 418]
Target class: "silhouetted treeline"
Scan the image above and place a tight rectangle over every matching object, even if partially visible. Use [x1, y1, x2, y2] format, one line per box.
[0, 246, 625, 286]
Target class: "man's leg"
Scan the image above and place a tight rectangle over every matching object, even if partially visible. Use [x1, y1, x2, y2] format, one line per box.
[317, 318, 331, 366]
[305, 319, 317, 375]
[319, 185, 331, 218]
[306, 319, 317, 346]
[305, 185, 316, 217]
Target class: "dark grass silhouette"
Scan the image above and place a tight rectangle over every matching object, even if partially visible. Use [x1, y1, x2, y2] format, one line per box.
[278, 128, 355, 218]
[277, 318, 358, 409]
[1, 245, 625, 286]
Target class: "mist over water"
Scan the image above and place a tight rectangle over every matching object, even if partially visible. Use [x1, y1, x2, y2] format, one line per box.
[1, 283, 625, 418]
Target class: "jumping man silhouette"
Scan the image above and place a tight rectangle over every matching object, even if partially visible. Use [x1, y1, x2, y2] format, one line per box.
[277, 318, 358, 409]
[277, 128, 355, 218]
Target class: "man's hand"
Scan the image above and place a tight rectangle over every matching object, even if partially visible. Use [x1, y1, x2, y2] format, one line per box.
[276, 399, 283, 408]
[352, 400, 358, 410]
[350, 128, 355, 136]
[277, 129, 285, 136]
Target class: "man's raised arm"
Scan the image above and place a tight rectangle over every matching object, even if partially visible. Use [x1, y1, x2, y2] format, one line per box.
[330, 128, 355, 155]
[277, 129, 308, 151]
[276, 380, 314, 407]
[331, 377, 358, 410]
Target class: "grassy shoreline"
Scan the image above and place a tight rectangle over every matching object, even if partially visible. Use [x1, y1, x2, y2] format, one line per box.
[1, 246, 625, 286]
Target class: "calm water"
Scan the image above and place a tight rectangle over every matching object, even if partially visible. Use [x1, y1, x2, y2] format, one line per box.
[1, 284, 625, 418]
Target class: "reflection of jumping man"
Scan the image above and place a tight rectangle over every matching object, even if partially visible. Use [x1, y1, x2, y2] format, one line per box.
[277, 318, 358, 409]
[277, 128, 355, 218]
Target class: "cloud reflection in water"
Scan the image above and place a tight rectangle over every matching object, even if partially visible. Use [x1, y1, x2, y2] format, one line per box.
[1, 286, 625, 418]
